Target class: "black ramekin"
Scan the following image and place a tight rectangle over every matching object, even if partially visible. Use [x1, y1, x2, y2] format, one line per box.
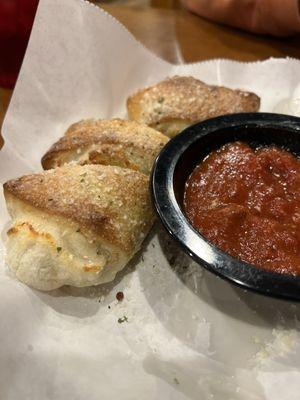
[151, 113, 300, 301]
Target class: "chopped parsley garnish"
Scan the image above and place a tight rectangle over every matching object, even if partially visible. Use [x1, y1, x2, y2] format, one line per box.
[80, 172, 87, 182]
[118, 316, 128, 324]
[57, 247, 62, 253]
[158, 96, 165, 103]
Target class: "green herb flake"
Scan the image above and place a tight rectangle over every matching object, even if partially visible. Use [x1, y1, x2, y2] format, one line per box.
[56, 247, 62, 253]
[158, 96, 165, 103]
[79, 172, 87, 183]
[76, 228, 81, 233]
[174, 378, 179, 385]
[118, 316, 128, 324]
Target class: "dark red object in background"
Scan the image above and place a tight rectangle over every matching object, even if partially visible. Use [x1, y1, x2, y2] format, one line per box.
[0, 0, 38, 88]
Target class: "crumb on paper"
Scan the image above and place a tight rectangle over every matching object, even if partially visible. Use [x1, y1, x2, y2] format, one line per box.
[252, 335, 261, 344]
[116, 291, 124, 301]
[253, 328, 298, 367]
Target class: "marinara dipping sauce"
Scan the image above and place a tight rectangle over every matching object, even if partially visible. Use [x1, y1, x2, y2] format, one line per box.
[184, 141, 300, 276]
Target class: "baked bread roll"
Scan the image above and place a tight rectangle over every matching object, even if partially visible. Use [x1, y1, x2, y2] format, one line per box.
[4, 164, 154, 291]
[127, 76, 260, 137]
[42, 119, 169, 174]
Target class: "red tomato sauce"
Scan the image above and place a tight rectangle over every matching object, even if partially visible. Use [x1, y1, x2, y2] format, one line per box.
[184, 142, 300, 275]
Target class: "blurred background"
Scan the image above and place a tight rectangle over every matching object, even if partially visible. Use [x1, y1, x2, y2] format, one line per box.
[91, 0, 181, 7]
[1, 0, 300, 89]
[1, 0, 300, 138]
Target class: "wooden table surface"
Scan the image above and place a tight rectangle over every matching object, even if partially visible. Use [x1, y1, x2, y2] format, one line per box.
[102, 5, 300, 63]
[1, 4, 300, 148]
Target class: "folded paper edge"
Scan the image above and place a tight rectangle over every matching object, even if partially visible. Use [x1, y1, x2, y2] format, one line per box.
[78, 0, 173, 67]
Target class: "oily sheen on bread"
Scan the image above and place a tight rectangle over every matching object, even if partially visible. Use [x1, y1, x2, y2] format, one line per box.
[41, 119, 169, 174]
[127, 76, 260, 137]
[4, 164, 154, 291]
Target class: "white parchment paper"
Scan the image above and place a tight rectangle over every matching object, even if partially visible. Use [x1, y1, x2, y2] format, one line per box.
[1, 1, 300, 399]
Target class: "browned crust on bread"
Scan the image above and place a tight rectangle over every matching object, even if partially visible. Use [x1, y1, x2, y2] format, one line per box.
[126, 76, 260, 126]
[41, 118, 168, 172]
[7, 222, 56, 243]
[4, 164, 154, 253]
[65, 118, 112, 136]
[87, 149, 140, 171]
